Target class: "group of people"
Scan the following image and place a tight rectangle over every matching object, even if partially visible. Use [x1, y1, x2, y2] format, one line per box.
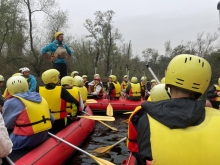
[126, 54, 220, 165]
[1, 30, 220, 165]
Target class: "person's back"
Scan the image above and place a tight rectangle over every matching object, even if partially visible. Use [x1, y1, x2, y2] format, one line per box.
[126, 77, 141, 101]
[2, 76, 54, 150]
[39, 69, 79, 130]
[137, 54, 220, 165]
[108, 75, 121, 100]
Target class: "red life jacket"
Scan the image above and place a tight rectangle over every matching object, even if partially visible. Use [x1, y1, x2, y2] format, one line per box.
[127, 106, 142, 152]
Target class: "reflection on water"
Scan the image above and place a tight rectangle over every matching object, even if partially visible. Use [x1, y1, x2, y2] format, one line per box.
[67, 114, 129, 165]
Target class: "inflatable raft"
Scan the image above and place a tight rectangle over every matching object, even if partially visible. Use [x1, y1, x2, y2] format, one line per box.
[87, 98, 145, 112]
[7, 106, 95, 165]
[122, 153, 136, 165]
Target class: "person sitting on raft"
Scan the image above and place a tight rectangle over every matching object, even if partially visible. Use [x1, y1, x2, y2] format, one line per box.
[82, 75, 89, 89]
[121, 75, 128, 99]
[88, 74, 100, 93]
[2, 76, 54, 150]
[39, 69, 79, 131]
[74, 76, 88, 107]
[88, 76, 103, 99]
[137, 54, 220, 165]
[126, 77, 141, 101]
[107, 75, 121, 100]
[71, 71, 79, 78]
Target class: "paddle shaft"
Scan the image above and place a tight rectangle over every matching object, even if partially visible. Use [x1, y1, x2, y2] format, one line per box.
[48, 132, 92, 157]
[145, 63, 160, 84]
[5, 156, 15, 165]
[112, 137, 127, 147]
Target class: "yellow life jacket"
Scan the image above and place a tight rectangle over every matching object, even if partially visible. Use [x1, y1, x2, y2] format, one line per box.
[13, 95, 52, 136]
[78, 86, 88, 106]
[140, 82, 145, 91]
[213, 85, 220, 101]
[127, 106, 142, 152]
[110, 82, 121, 97]
[66, 88, 79, 115]
[39, 86, 67, 120]
[147, 96, 152, 101]
[122, 81, 128, 89]
[148, 107, 220, 165]
[129, 83, 141, 97]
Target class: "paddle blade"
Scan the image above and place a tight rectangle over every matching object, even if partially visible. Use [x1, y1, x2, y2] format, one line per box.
[123, 112, 133, 114]
[86, 99, 98, 103]
[78, 116, 115, 121]
[93, 146, 112, 154]
[90, 155, 115, 165]
[106, 103, 113, 116]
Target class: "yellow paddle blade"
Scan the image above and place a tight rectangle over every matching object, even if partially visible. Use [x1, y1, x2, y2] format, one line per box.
[106, 103, 113, 117]
[121, 119, 129, 124]
[123, 111, 133, 114]
[98, 120, 117, 131]
[78, 115, 115, 121]
[86, 99, 98, 103]
[90, 155, 115, 165]
[93, 146, 112, 154]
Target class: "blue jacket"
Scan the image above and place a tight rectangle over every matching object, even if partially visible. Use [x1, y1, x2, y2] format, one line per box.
[41, 40, 72, 64]
[27, 75, 37, 92]
[2, 92, 54, 150]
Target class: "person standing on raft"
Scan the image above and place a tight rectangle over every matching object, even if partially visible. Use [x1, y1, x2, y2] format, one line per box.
[42, 32, 72, 79]
[137, 54, 220, 165]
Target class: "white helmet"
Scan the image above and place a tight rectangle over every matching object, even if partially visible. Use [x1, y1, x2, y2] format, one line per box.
[22, 67, 30, 73]
[7, 76, 29, 95]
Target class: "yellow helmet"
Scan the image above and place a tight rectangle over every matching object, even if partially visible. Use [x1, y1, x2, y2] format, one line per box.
[150, 84, 170, 101]
[42, 69, 60, 84]
[61, 76, 74, 87]
[19, 68, 23, 72]
[124, 75, 128, 78]
[218, 78, 220, 84]
[141, 76, 147, 81]
[151, 79, 157, 84]
[94, 74, 100, 78]
[7, 76, 29, 95]
[165, 54, 211, 98]
[12, 73, 22, 77]
[160, 77, 165, 84]
[82, 75, 87, 78]
[131, 77, 138, 83]
[109, 75, 117, 81]
[71, 71, 79, 77]
[0, 75, 4, 81]
[54, 32, 63, 39]
[73, 76, 84, 87]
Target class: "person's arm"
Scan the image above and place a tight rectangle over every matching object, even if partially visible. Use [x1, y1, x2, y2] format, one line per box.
[2, 98, 24, 129]
[207, 85, 218, 99]
[61, 87, 79, 107]
[42, 43, 52, 60]
[137, 114, 152, 164]
[125, 84, 131, 95]
[0, 113, 13, 158]
[28, 76, 37, 92]
[92, 85, 102, 95]
[64, 44, 72, 55]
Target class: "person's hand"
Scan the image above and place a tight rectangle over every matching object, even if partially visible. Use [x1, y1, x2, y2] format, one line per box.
[217, 92, 220, 96]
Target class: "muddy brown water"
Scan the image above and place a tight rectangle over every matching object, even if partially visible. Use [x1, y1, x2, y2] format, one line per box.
[66, 114, 129, 165]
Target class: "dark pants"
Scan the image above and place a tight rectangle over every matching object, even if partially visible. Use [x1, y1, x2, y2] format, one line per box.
[209, 100, 220, 109]
[53, 63, 67, 79]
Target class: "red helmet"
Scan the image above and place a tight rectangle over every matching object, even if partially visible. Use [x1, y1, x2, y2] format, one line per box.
[94, 76, 101, 81]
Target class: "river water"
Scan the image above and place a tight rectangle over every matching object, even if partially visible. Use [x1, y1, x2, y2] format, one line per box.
[67, 113, 129, 165]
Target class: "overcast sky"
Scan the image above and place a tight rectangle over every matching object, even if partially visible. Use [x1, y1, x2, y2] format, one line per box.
[58, 0, 219, 57]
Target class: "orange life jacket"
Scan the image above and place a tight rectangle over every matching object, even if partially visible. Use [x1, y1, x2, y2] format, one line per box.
[127, 106, 142, 152]
[129, 83, 141, 97]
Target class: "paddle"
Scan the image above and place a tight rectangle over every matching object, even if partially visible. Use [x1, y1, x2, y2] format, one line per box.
[82, 111, 117, 131]
[106, 98, 113, 117]
[123, 112, 133, 114]
[145, 63, 160, 84]
[93, 137, 127, 154]
[48, 132, 115, 165]
[5, 156, 15, 165]
[86, 99, 98, 103]
[77, 115, 115, 121]
[121, 119, 129, 124]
